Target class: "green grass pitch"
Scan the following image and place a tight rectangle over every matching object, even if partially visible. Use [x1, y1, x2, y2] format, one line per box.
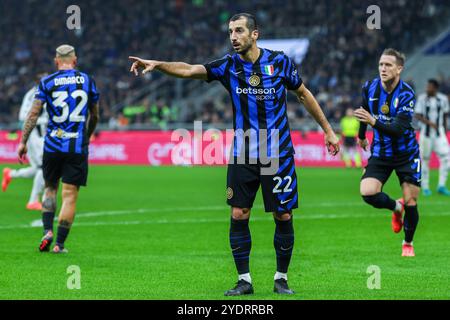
[0, 165, 449, 300]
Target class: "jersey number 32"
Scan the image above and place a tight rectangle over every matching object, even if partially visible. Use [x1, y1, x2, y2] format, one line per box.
[51, 90, 88, 123]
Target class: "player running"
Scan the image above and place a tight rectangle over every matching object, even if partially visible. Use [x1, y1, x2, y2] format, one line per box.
[129, 13, 340, 295]
[415, 79, 450, 196]
[18, 45, 100, 253]
[2, 73, 48, 211]
[355, 48, 420, 257]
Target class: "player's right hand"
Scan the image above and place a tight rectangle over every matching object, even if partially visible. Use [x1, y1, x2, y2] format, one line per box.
[325, 131, 340, 156]
[129, 56, 159, 76]
[17, 142, 27, 164]
[357, 138, 369, 151]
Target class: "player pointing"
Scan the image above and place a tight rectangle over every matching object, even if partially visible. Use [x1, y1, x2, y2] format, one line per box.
[355, 48, 420, 257]
[18, 45, 100, 253]
[130, 13, 339, 295]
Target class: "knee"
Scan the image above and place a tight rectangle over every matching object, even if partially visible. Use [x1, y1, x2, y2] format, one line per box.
[404, 196, 417, 206]
[360, 185, 379, 197]
[274, 212, 292, 221]
[231, 207, 250, 220]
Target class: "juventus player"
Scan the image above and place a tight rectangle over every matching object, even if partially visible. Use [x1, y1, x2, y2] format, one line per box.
[415, 79, 450, 196]
[2, 74, 48, 211]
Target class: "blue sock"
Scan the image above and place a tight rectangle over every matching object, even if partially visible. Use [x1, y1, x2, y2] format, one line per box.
[229, 218, 251, 275]
[274, 217, 294, 273]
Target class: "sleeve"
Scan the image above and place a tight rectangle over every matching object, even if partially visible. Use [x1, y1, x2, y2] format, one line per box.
[34, 80, 48, 103]
[373, 114, 411, 138]
[358, 81, 369, 139]
[90, 76, 100, 103]
[19, 88, 35, 122]
[372, 89, 416, 138]
[203, 55, 229, 83]
[283, 55, 303, 90]
[444, 95, 450, 114]
[361, 81, 370, 111]
[396, 89, 416, 119]
[414, 95, 425, 115]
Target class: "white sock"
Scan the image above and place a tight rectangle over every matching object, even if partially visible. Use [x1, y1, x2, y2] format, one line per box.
[438, 154, 448, 188]
[395, 200, 402, 213]
[402, 240, 413, 246]
[274, 271, 287, 281]
[238, 273, 252, 284]
[29, 170, 45, 203]
[10, 167, 36, 179]
[421, 159, 430, 190]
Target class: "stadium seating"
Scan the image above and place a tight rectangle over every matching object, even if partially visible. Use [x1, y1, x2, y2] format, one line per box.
[1, 0, 449, 128]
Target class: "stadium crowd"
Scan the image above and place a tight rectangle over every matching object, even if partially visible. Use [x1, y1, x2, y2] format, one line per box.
[1, 0, 450, 129]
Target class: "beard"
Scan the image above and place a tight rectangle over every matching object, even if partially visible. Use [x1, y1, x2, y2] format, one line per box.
[234, 41, 252, 54]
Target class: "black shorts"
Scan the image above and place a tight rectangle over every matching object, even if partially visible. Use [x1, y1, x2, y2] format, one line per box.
[361, 152, 421, 187]
[226, 156, 298, 213]
[343, 136, 356, 147]
[43, 152, 89, 187]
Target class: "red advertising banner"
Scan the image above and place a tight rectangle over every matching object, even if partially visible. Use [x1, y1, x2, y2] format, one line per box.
[0, 130, 447, 168]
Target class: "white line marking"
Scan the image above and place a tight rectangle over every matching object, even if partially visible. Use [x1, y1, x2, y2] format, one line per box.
[1, 201, 449, 230]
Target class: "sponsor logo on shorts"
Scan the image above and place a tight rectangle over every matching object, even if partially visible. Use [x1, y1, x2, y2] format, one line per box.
[280, 199, 292, 205]
[226, 187, 233, 200]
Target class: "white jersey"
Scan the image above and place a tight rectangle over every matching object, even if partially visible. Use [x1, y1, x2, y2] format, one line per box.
[415, 92, 449, 138]
[19, 86, 48, 136]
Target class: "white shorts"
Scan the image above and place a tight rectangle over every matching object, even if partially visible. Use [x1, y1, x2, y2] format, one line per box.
[27, 128, 44, 168]
[419, 134, 450, 160]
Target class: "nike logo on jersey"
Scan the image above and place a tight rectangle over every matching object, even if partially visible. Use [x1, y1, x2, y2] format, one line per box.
[231, 70, 243, 75]
[280, 199, 292, 205]
[369, 98, 379, 101]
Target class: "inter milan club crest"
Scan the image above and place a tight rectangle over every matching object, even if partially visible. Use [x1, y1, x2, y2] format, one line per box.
[226, 187, 233, 200]
[381, 104, 390, 114]
[249, 74, 260, 87]
[264, 65, 274, 76]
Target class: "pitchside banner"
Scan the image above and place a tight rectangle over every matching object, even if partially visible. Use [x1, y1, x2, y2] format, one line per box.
[0, 130, 446, 168]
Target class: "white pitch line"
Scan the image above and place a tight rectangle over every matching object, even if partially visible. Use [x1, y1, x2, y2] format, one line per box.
[0, 209, 450, 230]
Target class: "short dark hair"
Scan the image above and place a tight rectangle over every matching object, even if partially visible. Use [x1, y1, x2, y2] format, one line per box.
[230, 13, 258, 31]
[382, 48, 406, 66]
[428, 78, 439, 88]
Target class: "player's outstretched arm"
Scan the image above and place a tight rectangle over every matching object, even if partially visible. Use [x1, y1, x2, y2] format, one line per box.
[296, 83, 340, 156]
[129, 56, 207, 80]
[18, 99, 43, 163]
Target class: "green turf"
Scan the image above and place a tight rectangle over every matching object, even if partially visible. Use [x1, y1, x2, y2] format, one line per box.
[0, 165, 449, 300]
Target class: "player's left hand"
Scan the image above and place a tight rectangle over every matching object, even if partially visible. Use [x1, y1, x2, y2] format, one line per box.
[17, 142, 27, 164]
[354, 107, 376, 126]
[325, 131, 340, 156]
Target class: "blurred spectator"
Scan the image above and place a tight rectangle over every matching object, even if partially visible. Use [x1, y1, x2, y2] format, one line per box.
[1, 0, 449, 130]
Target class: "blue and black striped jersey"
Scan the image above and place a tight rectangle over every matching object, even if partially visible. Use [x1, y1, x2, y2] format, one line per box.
[35, 69, 100, 154]
[204, 48, 302, 159]
[361, 78, 419, 158]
